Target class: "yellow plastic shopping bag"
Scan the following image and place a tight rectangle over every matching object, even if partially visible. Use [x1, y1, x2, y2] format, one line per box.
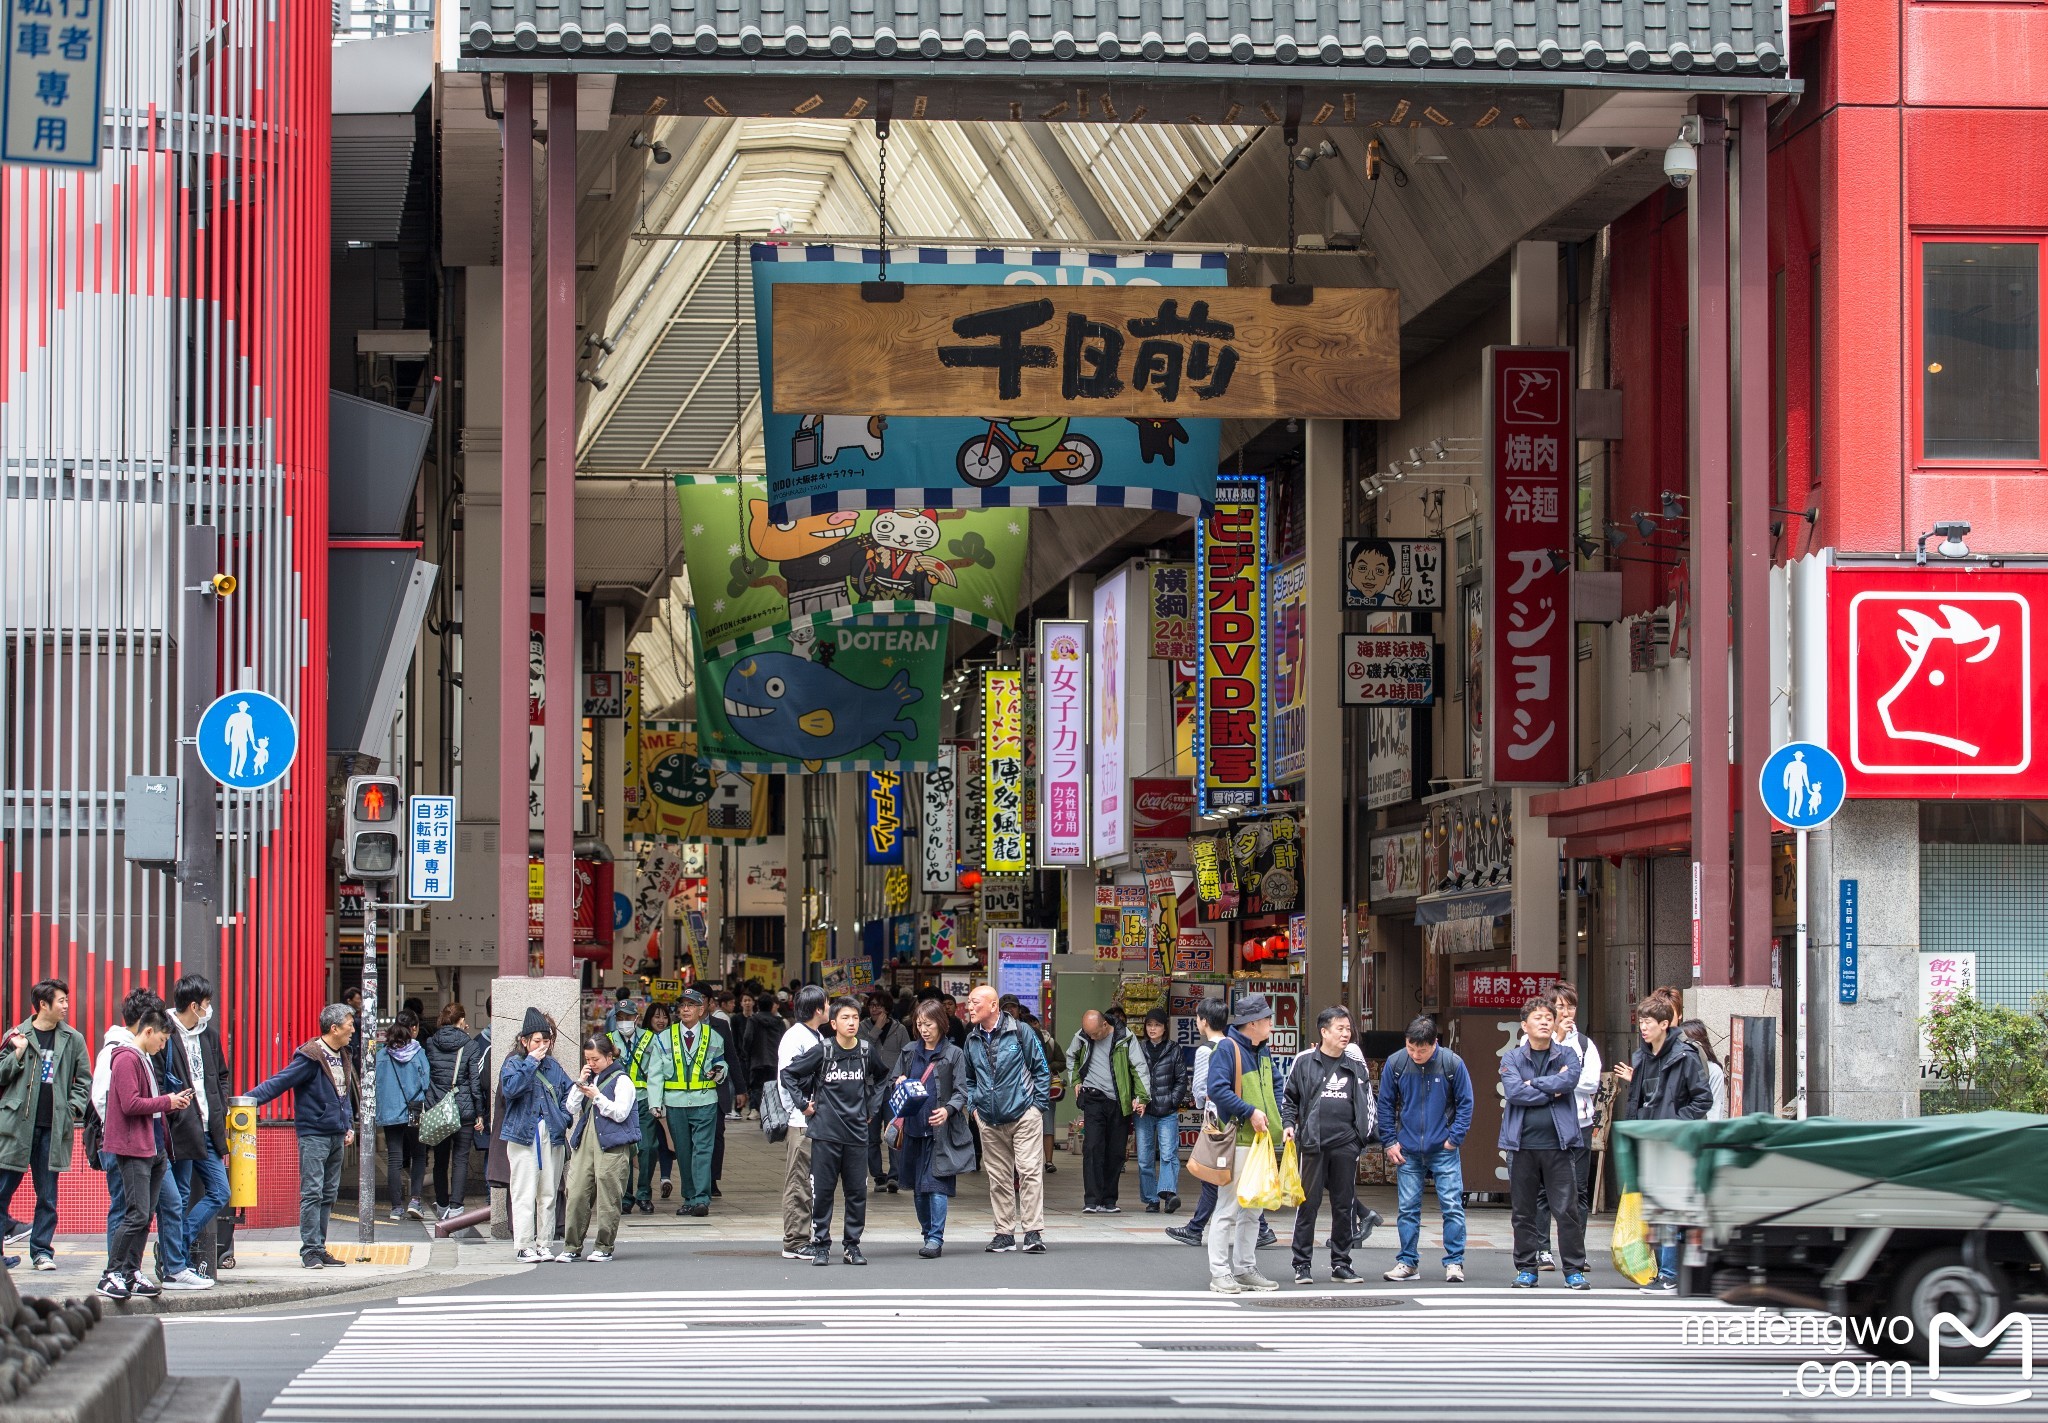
[1236, 1131, 1287, 1210]
[1275, 1138, 1307, 1209]
[1611, 1191, 1658, 1284]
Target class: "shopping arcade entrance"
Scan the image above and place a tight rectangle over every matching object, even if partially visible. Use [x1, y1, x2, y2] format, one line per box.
[444, 0, 1798, 1025]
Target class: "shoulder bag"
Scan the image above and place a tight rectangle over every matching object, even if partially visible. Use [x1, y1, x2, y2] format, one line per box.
[1185, 1041, 1243, 1187]
[883, 1062, 937, 1151]
[417, 1045, 467, 1146]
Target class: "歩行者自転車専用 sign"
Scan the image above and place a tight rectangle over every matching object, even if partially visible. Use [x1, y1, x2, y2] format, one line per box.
[771, 284, 1400, 423]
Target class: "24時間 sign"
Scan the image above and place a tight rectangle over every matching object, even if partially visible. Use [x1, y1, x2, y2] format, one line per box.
[1341, 634, 1436, 706]
[1198, 479, 1268, 811]
[1485, 347, 1573, 786]
[1037, 620, 1089, 865]
[983, 669, 1028, 872]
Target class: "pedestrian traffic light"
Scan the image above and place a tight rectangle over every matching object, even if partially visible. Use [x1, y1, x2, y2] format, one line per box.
[344, 774, 404, 881]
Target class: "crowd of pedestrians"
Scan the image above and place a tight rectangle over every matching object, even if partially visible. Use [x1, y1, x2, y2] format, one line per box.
[0, 968, 1713, 1297]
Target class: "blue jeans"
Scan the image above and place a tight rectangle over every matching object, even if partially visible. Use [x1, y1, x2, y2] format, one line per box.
[913, 1190, 949, 1243]
[101, 1147, 188, 1275]
[174, 1144, 231, 1267]
[298, 1132, 347, 1260]
[1135, 1110, 1181, 1204]
[1657, 1230, 1679, 1282]
[0, 1124, 60, 1258]
[1394, 1146, 1467, 1268]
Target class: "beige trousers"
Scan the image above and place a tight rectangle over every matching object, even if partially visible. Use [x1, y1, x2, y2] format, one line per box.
[979, 1107, 1045, 1235]
[781, 1120, 813, 1250]
[507, 1140, 560, 1252]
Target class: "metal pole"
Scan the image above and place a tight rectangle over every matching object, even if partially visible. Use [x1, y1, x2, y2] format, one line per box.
[543, 73, 579, 977]
[357, 886, 379, 1247]
[1794, 828, 1808, 1120]
[499, 74, 535, 979]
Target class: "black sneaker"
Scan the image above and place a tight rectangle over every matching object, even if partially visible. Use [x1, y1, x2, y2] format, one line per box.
[918, 1241, 943, 1259]
[811, 1244, 832, 1267]
[97, 1272, 131, 1299]
[1293, 1269, 1313, 1285]
[1538, 1250, 1557, 1272]
[319, 1251, 349, 1268]
[1257, 1224, 1279, 1249]
[638, 1202, 654, 1215]
[1161, 1192, 1181, 1214]
[843, 1246, 867, 1266]
[1022, 1231, 1046, 1253]
[1350, 1209, 1384, 1249]
[1145, 1202, 1161, 1213]
[126, 1273, 162, 1298]
[1100, 1204, 1121, 1214]
[301, 1254, 325, 1270]
[1165, 1224, 1204, 1247]
[1331, 1265, 1364, 1284]
[781, 1244, 811, 1260]
[986, 1233, 1017, 1253]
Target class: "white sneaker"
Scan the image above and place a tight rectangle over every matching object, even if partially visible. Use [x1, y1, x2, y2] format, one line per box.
[550, 1248, 577, 1262]
[1445, 1263, 1466, 1283]
[1208, 1274, 1246, 1294]
[515, 1246, 543, 1262]
[1383, 1262, 1419, 1281]
[587, 1249, 613, 1263]
[163, 1268, 216, 1291]
[1235, 1271, 1281, 1292]
[32, 1255, 57, 1272]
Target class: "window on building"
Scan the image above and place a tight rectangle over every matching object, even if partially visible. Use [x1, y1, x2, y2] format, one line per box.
[1919, 240, 2041, 462]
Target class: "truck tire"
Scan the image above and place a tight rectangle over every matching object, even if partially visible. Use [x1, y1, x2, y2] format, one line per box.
[1860, 1247, 2012, 1366]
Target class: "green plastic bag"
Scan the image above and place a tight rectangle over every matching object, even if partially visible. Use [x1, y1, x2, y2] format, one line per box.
[1237, 1131, 1287, 1210]
[1611, 1190, 1658, 1284]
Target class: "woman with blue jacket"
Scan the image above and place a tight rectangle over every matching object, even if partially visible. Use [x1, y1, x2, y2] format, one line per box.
[373, 1011, 433, 1222]
[499, 1008, 573, 1262]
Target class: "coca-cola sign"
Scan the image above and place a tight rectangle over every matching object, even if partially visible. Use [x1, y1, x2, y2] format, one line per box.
[1131, 777, 1197, 841]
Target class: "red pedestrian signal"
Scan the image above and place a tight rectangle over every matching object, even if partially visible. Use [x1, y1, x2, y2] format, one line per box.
[344, 774, 404, 881]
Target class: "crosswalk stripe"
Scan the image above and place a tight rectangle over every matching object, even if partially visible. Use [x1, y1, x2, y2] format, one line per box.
[262, 1289, 2022, 1421]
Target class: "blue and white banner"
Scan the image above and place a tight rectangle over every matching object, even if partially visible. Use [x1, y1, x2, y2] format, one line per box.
[753, 245, 1225, 519]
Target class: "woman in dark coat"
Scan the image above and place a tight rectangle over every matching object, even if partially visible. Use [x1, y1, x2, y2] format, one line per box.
[746, 995, 784, 1116]
[422, 1002, 483, 1219]
[889, 999, 974, 1258]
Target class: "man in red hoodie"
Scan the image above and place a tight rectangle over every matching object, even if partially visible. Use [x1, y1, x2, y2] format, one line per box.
[100, 1006, 190, 1301]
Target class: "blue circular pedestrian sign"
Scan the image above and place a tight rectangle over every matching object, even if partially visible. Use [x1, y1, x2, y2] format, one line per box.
[195, 689, 299, 791]
[1759, 740, 1845, 830]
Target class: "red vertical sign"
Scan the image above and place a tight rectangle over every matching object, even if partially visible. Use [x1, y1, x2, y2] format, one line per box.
[1485, 347, 1574, 787]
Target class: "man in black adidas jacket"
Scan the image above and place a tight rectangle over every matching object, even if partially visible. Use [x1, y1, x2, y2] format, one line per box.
[781, 996, 892, 1265]
[1280, 1006, 1377, 1286]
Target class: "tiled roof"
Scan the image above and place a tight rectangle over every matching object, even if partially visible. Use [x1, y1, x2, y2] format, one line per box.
[462, 0, 1785, 80]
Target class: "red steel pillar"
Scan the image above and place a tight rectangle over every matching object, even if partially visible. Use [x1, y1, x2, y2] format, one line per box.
[499, 75, 535, 978]
[1731, 95, 1774, 987]
[1688, 98, 1733, 987]
[543, 74, 579, 977]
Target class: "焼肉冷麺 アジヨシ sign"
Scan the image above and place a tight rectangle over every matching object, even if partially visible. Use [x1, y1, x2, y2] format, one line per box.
[772, 283, 1399, 424]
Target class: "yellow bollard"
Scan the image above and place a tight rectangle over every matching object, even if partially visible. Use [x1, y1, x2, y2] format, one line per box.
[227, 1095, 260, 1209]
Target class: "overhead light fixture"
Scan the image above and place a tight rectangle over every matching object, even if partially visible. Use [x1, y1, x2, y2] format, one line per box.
[1660, 490, 1687, 519]
[1413, 127, 1452, 163]
[1604, 521, 1630, 549]
[1632, 511, 1661, 539]
[1576, 535, 1600, 560]
[1544, 548, 1571, 575]
[1915, 519, 1973, 564]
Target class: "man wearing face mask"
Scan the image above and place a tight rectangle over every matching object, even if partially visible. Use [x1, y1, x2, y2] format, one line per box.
[162, 975, 233, 1286]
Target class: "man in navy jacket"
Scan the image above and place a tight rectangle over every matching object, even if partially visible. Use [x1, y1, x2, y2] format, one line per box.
[245, 1003, 359, 1269]
[1499, 997, 1587, 1290]
[1376, 1015, 1473, 1283]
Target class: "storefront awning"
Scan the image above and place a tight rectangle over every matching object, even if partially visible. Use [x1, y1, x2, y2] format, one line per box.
[1530, 763, 1691, 859]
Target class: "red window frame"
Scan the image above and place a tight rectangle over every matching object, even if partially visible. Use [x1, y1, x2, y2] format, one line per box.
[1909, 233, 2047, 472]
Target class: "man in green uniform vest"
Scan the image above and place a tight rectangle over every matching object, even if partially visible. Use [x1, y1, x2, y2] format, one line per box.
[644, 988, 727, 1216]
[607, 1000, 659, 1214]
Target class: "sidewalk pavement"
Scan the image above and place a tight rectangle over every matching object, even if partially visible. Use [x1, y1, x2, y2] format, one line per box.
[12, 1228, 452, 1315]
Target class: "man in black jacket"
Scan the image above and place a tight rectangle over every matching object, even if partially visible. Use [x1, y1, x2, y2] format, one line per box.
[1616, 993, 1713, 1294]
[159, 975, 232, 1289]
[781, 996, 891, 1266]
[1280, 1006, 1375, 1286]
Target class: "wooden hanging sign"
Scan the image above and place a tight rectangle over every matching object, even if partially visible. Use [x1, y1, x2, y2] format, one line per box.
[771, 284, 1401, 421]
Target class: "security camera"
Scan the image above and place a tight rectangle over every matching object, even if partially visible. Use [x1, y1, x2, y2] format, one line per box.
[1665, 117, 1702, 189]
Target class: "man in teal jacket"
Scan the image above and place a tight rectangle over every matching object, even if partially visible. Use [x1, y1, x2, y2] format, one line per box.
[643, 989, 727, 1216]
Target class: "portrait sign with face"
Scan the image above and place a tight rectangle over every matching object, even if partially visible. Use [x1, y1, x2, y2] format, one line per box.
[1340, 537, 1445, 612]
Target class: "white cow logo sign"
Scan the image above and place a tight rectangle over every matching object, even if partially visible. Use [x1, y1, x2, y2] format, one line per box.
[1847, 590, 2030, 778]
[1878, 603, 2002, 756]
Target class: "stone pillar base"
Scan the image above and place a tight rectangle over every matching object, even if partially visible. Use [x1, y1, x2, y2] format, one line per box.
[488, 975, 581, 1242]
